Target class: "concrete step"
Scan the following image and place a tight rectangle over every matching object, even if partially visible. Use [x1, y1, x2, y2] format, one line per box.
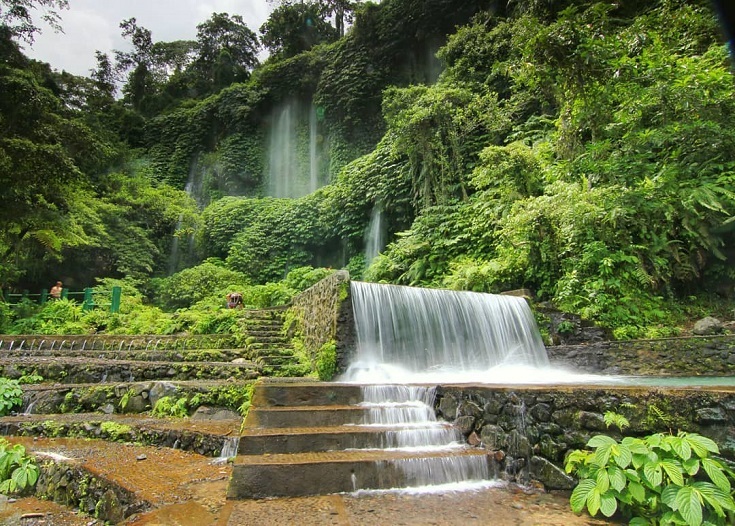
[245, 402, 440, 428]
[239, 422, 458, 454]
[228, 448, 492, 498]
[251, 381, 363, 407]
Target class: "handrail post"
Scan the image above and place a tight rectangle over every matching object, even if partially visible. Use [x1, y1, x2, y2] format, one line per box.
[110, 286, 121, 313]
[40, 289, 48, 304]
[82, 288, 94, 311]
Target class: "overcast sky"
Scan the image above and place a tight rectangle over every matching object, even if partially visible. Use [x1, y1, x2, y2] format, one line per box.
[23, 0, 273, 77]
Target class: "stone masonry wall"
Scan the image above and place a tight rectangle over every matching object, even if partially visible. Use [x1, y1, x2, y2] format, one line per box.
[547, 335, 735, 375]
[435, 385, 735, 490]
[290, 270, 354, 373]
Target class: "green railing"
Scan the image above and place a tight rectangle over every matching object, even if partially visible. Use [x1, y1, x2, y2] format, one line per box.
[2, 286, 122, 313]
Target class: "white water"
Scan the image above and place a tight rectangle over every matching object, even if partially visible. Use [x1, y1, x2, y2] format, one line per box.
[364, 206, 385, 267]
[267, 101, 324, 199]
[351, 384, 490, 487]
[268, 104, 297, 198]
[343, 282, 550, 384]
[309, 103, 319, 194]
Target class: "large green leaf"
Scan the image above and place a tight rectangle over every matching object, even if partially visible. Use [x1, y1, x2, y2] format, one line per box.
[661, 460, 684, 486]
[662, 484, 680, 508]
[588, 435, 618, 448]
[682, 458, 700, 477]
[684, 434, 719, 458]
[614, 443, 633, 469]
[675, 486, 703, 526]
[701, 458, 731, 493]
[596, 468, 610, 494]
[670, 436, 692, 461]
[599, 491, 618, 517]
[629, 481, 646, 503]
[644, 462, 663, 488]
[587, 487, 602, 517]
[608, 465, 626, 492]
[692, 481, 735, 514]
[570, 479, 596, 514]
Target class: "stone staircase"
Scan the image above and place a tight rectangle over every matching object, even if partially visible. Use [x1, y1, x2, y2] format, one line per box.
[238, 308, 302, 375]
[227, 380, 493, 499]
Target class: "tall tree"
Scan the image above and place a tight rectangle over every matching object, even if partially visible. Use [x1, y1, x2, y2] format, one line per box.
[191, 12, 259, 93]
[260, 2, 337, 58]
[0, 0, 67, 43]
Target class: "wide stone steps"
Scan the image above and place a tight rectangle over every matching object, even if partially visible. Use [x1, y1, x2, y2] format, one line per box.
[228, 446, 491, 498]
[239, 422, 456, 454]
[227, 380, 491, 499]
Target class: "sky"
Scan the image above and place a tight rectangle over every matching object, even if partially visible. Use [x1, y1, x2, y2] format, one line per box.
[23, 0, 273, 77]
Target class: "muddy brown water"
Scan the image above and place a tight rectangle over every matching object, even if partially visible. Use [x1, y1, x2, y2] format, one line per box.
[0, 437, 613, 526]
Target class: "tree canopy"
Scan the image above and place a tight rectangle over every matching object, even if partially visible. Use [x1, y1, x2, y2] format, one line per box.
[0, 0, 733, 339]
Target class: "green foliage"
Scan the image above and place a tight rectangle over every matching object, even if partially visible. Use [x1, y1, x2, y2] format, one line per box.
[151, 396, 189, 418]
[0, 438, 39, 495]
[153, 261, 249, 310]
[0, 378, 22, 416]
[566, 431, 735, 525]
[315, 340, 337, 381]
[99, 421, 133, 441]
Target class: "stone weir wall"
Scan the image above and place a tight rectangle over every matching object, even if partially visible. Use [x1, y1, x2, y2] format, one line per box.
[435, 384, 735, 490]
[289, 270, 355, 374]
[547, 335, 735, 376]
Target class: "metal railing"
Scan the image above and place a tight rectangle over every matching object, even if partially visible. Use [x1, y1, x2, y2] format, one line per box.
[1, 286, 122, 313]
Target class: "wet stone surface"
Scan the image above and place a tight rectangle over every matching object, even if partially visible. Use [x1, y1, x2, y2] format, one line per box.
[0, 436, 615, 526]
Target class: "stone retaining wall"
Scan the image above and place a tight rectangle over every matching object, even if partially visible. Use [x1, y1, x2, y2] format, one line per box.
[435, 385, 735, 490]
[289, 270, 355, 374]
[35, 459, 148, 523]
[547, 335, 735, 375]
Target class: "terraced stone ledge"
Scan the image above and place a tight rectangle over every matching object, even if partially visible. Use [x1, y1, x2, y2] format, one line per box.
[0, 413, 242, 456]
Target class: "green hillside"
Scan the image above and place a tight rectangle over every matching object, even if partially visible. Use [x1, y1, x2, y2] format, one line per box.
[1, 0, 733, 338]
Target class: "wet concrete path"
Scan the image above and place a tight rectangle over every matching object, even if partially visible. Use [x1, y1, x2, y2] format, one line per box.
[0, 437, 613, 526]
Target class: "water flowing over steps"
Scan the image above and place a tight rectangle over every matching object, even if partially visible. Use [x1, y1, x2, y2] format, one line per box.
[227, 380, 493, 499]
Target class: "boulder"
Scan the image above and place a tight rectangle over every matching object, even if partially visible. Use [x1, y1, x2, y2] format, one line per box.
[530, 456, 575, 490]
[693, 317, 723, 335]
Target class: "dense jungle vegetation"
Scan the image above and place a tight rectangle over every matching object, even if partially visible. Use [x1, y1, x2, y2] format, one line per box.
[0, 0, 734, 338]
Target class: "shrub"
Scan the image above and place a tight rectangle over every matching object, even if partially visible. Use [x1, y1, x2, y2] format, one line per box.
[566, 423, 735, 525]
[0, 378, 23, 416]
[0, 439, 39, 494]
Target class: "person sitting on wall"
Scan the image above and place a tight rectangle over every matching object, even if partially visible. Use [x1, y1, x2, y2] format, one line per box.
[50, 281, 63, 300]
[226, 292, 243, 309]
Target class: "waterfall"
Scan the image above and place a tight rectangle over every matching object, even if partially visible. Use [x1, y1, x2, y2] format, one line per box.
[169, 167, 200, 275]
[355, 385, 490, 489]
[309, 103, 319, 194]
[364, 206, 385, 268]
[344, 281, 549, 383]
[266, 100, 326, 199]
[268, 103, 298, 198]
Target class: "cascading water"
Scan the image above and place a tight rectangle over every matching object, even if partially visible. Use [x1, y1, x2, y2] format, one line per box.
[309, 102, 319, 194]
[351, 383, 491, 490]
[344, 281, 548, 384]
[364, 206, 385, 268]
[266, 100, 326, 199]
[268, 104, 297, 198]
[341, 282, 550, 491]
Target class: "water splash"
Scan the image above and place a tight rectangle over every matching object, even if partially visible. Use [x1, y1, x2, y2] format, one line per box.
[344, 282, 548, 383]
